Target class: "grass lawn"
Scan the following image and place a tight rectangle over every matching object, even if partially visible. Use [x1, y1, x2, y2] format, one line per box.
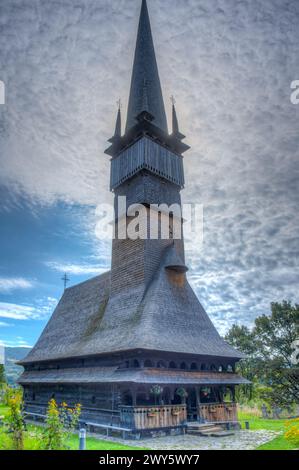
[238, 410, 298, 450]
[0, 404, 143, 451]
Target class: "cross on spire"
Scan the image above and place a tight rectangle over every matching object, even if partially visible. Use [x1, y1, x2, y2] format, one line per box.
[61, 273, 70, 291]
[125, 0, 168, 133]
[116, 98, 122, 110]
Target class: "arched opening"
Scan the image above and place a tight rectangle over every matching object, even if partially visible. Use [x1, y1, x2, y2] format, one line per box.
[32, 392, 36, 401]
[210, 364, 217, 371]
[125, 360, 130, 368]
[162, 387, 172, 405]
[200, 363, 206, 371]
[157, 360, 167, 368]
[136, 392, 148, 406]
[91, 395, 96, 405]
[122, 390, 133, 406]
[227, 364, 233, 373]
[180, 362, 187, 370]
[200, 387, 215, 403]
[186, 388, 197, 420]
[190, 362, 198, 370]
[169, 361, 177, 369]
[144, 359, 153, 368]
[133, 359, 140, 368]
[51, 393, 55, 400]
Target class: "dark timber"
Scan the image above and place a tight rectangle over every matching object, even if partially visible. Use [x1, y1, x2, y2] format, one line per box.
[19, 0, 248, 437]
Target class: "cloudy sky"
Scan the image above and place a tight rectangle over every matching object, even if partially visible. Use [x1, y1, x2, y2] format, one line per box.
[0, 0, 298, 348]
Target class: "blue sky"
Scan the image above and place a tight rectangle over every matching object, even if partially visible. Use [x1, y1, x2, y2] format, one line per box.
[0, 0, 298, 347]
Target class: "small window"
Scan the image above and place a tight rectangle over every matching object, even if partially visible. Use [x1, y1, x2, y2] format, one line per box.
[201, 364, 206, 371]
[91, 396, 96, 404]
[144, 360, 153, 368]
[157, 360, 167, 368]
[133, 359, 140, 368]
[169, 361, 177, 369]
[190, 362, 198, 370]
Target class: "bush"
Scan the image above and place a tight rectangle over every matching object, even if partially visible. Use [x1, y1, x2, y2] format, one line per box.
[285, 417, 299, 446]
[42, 399, 81, 450]
[4, 388, 25, 450]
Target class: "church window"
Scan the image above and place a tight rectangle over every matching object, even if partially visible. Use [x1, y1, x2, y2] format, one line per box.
[144, 359, 153, 368]
[157, 360, 167, 368]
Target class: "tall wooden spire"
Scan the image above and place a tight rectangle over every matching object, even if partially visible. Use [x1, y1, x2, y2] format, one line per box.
[126, 0, 168, 133]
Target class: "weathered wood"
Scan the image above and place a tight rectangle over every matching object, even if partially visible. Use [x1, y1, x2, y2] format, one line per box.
[198, 403, 238, 423]
[120, 405, 187, 430]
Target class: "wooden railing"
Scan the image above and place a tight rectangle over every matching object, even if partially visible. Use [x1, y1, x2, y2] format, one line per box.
[198, 402, 238, 423]
[120, 405, 187, 430]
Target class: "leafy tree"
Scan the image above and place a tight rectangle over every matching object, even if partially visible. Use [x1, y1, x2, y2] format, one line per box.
[0, 364, 6, 386]
[225, 301, 299, 407]
[225, 325, 264, 403]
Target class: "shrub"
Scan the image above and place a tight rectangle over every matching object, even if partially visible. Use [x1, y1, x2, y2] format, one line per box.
[285, 417, 299, 446]
[42, 399, 81, 450]
[4, 388, 25, 450]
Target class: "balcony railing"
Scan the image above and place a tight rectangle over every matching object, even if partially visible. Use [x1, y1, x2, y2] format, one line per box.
[198, 402, 238, 423]
[120, 405, 187, 430]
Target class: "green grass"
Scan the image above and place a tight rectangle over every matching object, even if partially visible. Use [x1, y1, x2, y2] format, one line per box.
[238, 410, 298, 450]
[0, 404, 143, 451]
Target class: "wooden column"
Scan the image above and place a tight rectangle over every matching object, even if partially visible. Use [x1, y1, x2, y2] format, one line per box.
[132, 387, 137, 406]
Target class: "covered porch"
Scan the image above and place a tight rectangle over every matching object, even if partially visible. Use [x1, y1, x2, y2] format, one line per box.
[119, 383, 239, 429]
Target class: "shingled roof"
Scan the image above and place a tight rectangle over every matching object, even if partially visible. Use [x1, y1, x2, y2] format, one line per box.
[126, 0, 168, 133]
[21, 246, 244, 364]
[19, 367, 249, 386]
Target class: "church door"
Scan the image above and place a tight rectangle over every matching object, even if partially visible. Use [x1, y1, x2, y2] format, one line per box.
[186, 388, 197, 421]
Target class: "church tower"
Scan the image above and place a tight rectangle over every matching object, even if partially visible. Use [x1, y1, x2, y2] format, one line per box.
[19, 0, 248, 436]
[105, 0, 189, 296]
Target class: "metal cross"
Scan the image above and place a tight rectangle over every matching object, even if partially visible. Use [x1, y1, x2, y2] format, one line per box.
[116, 98, 122, 110]
[61, 273, 70, 291]
[170, 95, 176, 106]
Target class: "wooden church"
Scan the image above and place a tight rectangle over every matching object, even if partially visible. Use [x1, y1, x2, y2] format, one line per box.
[19, 0, 248, 437]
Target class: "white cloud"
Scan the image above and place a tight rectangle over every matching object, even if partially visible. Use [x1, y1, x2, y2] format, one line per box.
[0, 0, 298, 333]
[0, 277, 34, 292]
[2, 338, 32, 348]
[0, 321, 13, 327]
[46, 261, 109, 276]
[0, 297, 57, 321]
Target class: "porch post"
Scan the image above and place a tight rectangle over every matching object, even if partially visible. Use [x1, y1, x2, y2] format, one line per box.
[132, 386, 137, 406]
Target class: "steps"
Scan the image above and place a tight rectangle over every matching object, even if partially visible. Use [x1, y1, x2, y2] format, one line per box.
[186, 422, 235, 437]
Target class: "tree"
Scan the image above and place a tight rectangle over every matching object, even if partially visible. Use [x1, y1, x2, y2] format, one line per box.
[225, 325, 264, 403]
[0, 364, 6, 386]
[225, 301, 299, 407]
